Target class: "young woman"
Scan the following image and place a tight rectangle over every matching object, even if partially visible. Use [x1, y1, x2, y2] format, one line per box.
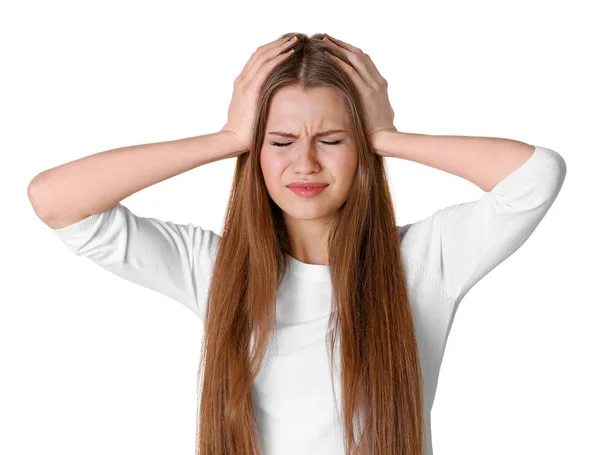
[28, 33, 567, 455]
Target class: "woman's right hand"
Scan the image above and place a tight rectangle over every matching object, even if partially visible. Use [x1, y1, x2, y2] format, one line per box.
[220, 35, 298, 156]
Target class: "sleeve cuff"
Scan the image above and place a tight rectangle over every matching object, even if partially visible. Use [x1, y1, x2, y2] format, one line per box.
[51, 209, 108, 240]
[490, 145, 560, 196]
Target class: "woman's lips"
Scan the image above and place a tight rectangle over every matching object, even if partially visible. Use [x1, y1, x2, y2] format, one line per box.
[288, 185, 328, 198]
[287, 182, 328, 188]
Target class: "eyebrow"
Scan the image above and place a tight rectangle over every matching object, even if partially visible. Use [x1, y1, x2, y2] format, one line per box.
[267, 129, 348, 138]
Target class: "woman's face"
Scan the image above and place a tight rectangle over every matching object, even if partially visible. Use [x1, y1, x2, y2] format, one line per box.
[260, 86, 358, 225]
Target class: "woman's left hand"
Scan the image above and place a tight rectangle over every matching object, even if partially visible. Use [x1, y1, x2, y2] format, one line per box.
[321, 34, 398, 155]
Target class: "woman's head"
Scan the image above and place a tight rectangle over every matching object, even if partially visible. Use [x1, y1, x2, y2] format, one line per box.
[251, 33, 385, 263]
[260, 84, 358, 232]
[197, 33, 424, 455]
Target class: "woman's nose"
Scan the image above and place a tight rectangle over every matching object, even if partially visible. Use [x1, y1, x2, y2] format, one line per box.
[292, 144, 321, 173]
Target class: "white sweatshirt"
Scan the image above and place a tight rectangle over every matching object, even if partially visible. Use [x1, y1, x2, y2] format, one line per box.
[51, 144, 566, 455]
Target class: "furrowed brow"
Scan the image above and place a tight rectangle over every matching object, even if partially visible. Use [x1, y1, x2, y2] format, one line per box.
[267, 129, 347, 138]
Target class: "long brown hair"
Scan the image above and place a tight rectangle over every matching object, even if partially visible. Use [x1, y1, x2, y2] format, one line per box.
[197, 32, 423, 455]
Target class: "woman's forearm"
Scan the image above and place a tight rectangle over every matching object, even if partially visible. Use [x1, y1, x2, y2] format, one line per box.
[28, 131, 241, 228]
[375, 131, 535, 192]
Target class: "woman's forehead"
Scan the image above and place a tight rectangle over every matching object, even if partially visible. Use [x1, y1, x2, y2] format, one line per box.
[267, 87, 349, 131]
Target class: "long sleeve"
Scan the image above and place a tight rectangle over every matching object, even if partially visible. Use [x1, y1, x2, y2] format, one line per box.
[399, 144, 567, 304]
[50, 202, 220, 322]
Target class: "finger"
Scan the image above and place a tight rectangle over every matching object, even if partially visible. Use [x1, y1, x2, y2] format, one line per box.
[322, 33, 361, 54]
[324, 51, 365, 94]
[240, 36, 297, 84]
[364, 53, 385, 82]
[238, 36, 291, 78]
[250, 47, 295, 92]
[245, 36, 297, 83]
[323, 35, 385, 83]
[323, 38, 378, 87]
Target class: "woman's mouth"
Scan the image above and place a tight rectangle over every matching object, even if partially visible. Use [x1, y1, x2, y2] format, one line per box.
[287, 183, 329, 198]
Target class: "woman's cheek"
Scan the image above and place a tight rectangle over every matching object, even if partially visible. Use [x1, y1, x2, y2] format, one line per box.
[262, 152, 288, 187]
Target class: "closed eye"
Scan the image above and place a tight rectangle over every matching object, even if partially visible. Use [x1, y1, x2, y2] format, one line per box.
[270, 140, 344, 147]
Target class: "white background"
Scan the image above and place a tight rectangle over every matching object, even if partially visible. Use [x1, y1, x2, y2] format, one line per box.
[3, 0, 598, 454]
